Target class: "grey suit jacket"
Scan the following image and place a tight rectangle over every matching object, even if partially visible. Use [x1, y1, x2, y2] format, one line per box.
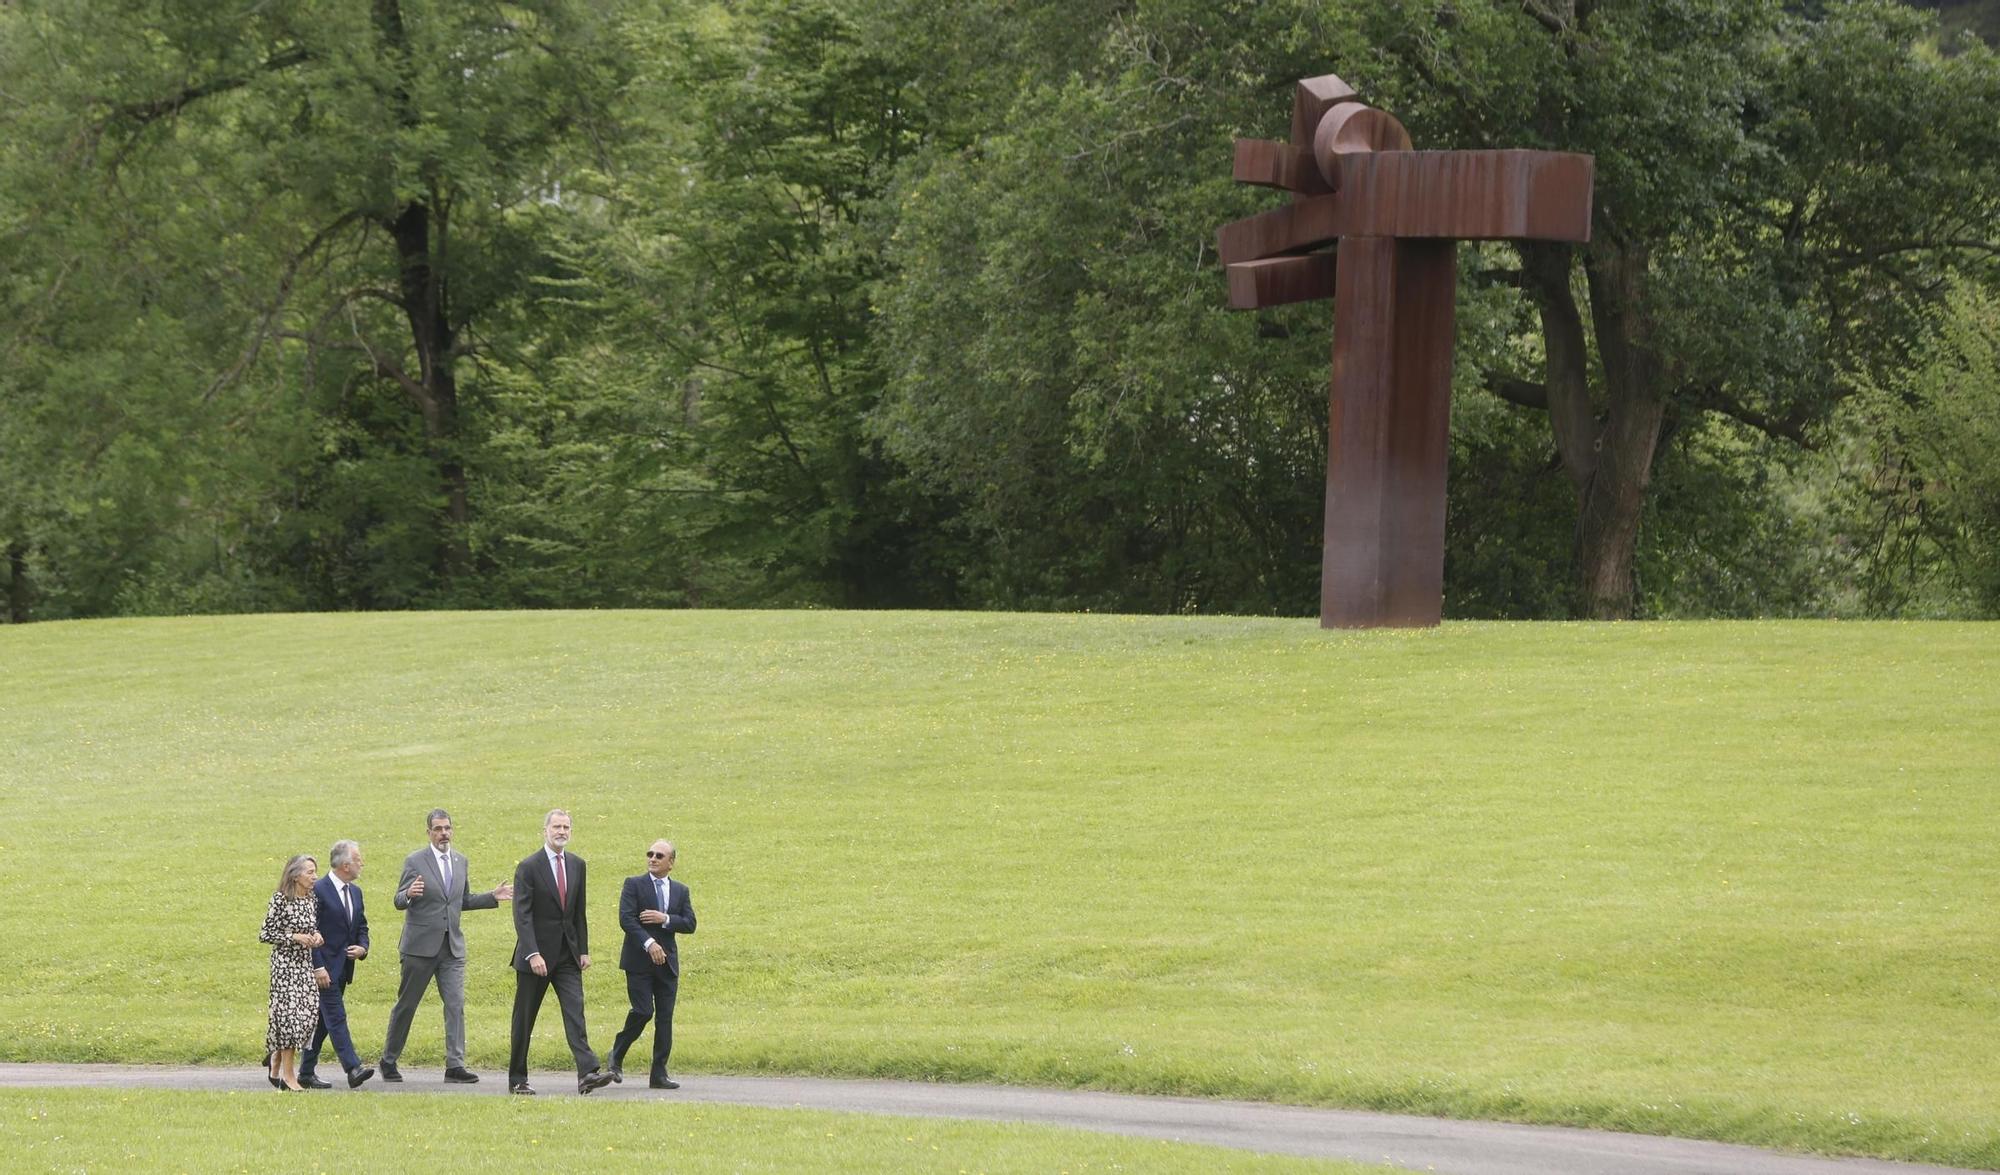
[393, 846, 498, 959]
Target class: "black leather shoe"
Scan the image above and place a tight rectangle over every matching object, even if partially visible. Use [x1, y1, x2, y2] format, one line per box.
[606, 1064, 622, 1084]
[509, 1083, 536, 1096]
[379, 1061, 402, 1082]
[347, 1066, 376, 1088]
[299, 1073, 333, 1090]
[649, 1077, 679, 1090]
[578, 1069, 615, 1095]
[443, 1067, 480, 1083]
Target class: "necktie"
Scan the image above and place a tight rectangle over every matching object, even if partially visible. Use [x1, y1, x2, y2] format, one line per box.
[342, 882, 354, 925]
[440, 853, 452, 895]
[654, 877, 666, 914]
[554, 852, 568, 908]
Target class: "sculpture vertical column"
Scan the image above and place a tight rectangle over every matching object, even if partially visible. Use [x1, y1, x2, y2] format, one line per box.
[1324, 237, 1456, 628]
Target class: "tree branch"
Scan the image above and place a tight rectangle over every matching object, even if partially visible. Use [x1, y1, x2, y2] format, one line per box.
[1520, 1, 1567, 36]
[1693, 385, 1817, 450]
[1, 255, 78, 368]
[276, 306, 429, 409]
[107, 47, 313, 129]
[1829, 238, 2000, 269]
[203, 211, 366, 403]
[1484, 373, 1550, 409]
[1064, 114, 1195, 163]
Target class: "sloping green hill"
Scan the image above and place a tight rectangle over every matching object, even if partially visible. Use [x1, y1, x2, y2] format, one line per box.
[3, 612, 1997, 1165]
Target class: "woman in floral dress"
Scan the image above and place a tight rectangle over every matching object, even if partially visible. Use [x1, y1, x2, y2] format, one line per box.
[259, 854, 323, 1091]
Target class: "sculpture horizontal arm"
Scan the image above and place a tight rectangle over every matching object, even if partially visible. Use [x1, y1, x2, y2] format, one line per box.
[1217, 150, 1595, 265]
[1216, 196, 1345, 267]
[1232, 139, 1332, 196]
[1226, 255, 1338, 309]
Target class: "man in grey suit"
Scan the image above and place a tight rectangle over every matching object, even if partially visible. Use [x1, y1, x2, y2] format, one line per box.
[378, 808, 513, 1083]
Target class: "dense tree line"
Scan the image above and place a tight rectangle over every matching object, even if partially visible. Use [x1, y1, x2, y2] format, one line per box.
[3, 0, 1997, 622]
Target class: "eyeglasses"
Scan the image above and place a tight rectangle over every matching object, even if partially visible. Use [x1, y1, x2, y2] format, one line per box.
[646, 851, 669, 859]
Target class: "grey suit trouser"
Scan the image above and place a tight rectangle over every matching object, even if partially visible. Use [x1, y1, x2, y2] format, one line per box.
[380, 951, 468, 1069]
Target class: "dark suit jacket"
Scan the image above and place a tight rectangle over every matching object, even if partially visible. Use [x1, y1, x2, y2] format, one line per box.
[511, 849, 588, 972]
[618, 874, 696, 977]
[311, 875, 369, 986]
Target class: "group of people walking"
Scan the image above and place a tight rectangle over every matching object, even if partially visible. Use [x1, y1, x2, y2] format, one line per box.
[259, 807, 696, 1096]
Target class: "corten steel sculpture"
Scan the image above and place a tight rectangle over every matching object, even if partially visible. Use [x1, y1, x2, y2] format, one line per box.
[1217, 74, 1594, 628]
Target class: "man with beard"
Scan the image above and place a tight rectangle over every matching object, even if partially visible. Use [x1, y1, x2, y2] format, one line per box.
[379, 809, 513, 1083]
[506, 809, 614, 1096]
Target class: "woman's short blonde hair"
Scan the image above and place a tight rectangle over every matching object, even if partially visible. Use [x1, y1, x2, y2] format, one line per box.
[279, 854, 317, 898]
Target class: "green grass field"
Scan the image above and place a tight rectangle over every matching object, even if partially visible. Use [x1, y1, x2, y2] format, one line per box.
[0, 1089, 1377, 1172]
[2, 612, 1997, 1167]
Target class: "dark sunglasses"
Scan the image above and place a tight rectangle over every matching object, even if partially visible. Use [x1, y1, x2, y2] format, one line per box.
[646, 851, 669, 859]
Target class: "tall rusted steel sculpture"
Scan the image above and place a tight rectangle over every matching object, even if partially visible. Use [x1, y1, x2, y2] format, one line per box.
[1217, 74, 1594, 628]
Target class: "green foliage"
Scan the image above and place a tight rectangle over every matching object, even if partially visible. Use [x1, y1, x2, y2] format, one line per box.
[1313, 0, 2000, 615]
[1, 0, 643, 616]
[504, 0, 963, 608]
[4, 0, 2000, 619]
[1840, 280, 2000, 612]
[1442, 393, 1574, 620]
[875, 1, 1353, 613]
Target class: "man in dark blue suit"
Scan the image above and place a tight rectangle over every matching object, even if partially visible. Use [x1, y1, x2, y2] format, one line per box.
[608, 839, 696, 1089]
[300, 839, 376, 1090]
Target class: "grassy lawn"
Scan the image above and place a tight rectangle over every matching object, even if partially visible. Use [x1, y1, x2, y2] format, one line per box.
[0, 1089, 1377, 1172]
[2, 612, 1996, 1167]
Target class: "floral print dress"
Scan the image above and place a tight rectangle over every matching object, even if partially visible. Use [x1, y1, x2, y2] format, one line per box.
[259, 892, 319, 1052]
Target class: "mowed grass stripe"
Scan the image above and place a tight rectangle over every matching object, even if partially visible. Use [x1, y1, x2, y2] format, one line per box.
[1, 613, 1995, 1166]
[0, 1089, 1383, 1173]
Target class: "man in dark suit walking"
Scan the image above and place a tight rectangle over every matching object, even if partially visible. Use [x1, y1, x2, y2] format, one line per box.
[507, 808, 615, 1096]
[379, 808, 513, 1083]
[300, 839, 375, 1090]
[609, 839, 696, 1089]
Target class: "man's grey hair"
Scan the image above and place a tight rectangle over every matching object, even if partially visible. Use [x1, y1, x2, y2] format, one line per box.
[426, 808, 451, 829]
[329, 839, 360, 869]
[544, 808, 570, 828]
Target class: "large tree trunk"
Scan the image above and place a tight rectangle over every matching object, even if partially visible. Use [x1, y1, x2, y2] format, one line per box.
[1518, 240, 1668, 619]
[5, 541, 27, 623]
[388, 198, 470, 580]
[1576, 244, 1668, 619]
[375, 0, 468, 582]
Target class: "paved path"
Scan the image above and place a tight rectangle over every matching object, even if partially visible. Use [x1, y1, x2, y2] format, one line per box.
[0, 1063, 1980, 1175]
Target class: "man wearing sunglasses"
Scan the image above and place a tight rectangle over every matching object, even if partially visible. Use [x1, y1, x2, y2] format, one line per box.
[608, 839, 697, 1089]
